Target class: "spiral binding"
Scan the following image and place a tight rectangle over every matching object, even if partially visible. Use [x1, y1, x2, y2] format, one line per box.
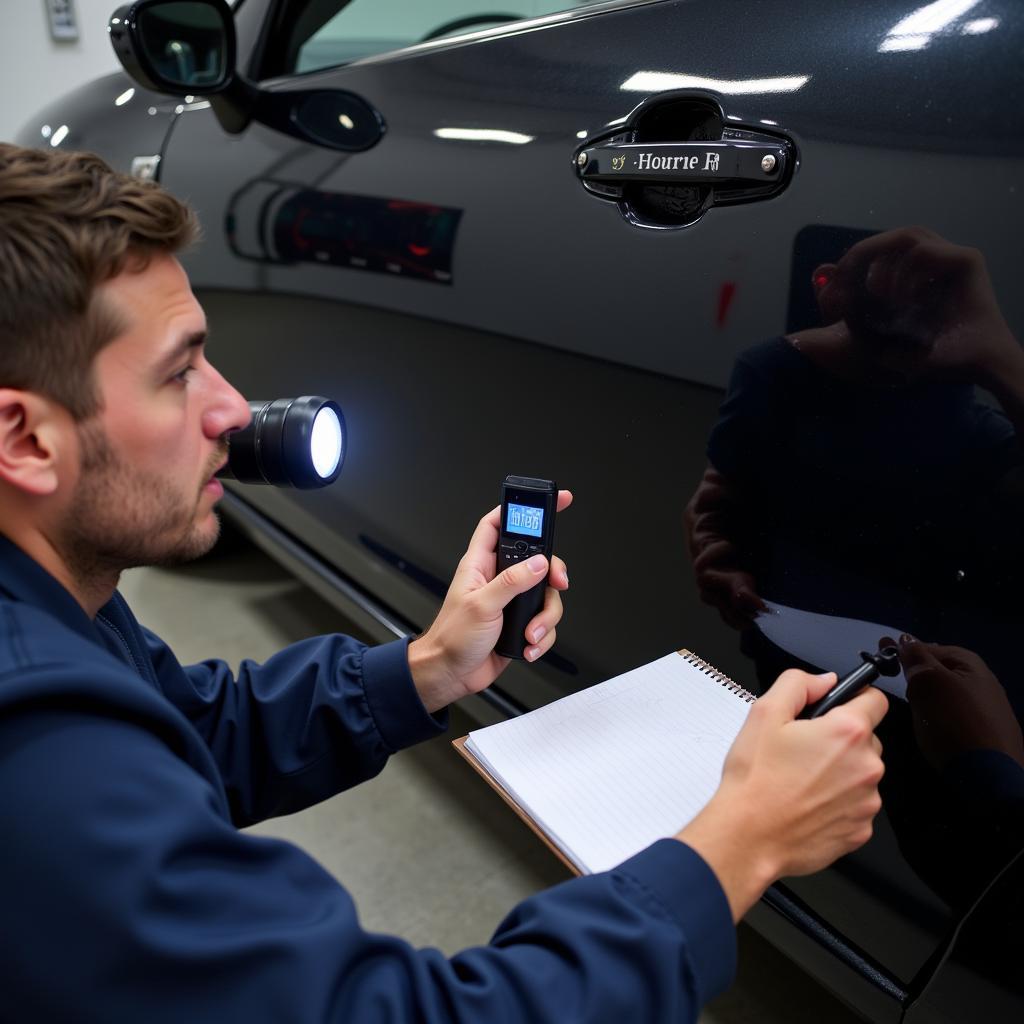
[680, 650, 757, 704]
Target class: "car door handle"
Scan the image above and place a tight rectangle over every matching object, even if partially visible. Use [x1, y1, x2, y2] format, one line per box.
[574, 115, 795, 228]
[576, 139, 789, 187]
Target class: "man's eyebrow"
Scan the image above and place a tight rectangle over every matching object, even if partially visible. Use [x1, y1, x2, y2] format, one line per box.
[156, 330, 208, 372]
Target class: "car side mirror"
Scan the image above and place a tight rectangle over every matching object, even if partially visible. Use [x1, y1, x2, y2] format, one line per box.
[109, 0, 234, 94]
[108, 0, 384, 149]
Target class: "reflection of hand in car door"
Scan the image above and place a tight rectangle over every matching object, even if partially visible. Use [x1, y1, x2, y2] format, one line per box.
[684, 466, 766, 630]
[888, 635, 1024, 772]
[796, 226, 1023, 394]
[880, 634, 1024, 911]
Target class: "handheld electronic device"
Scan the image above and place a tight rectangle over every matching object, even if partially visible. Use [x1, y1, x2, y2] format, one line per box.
[495, 476, 558, 660]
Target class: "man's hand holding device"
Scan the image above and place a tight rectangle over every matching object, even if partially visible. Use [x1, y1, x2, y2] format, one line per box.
[494, 476, 560, 660]
[407, 482, 572, 714]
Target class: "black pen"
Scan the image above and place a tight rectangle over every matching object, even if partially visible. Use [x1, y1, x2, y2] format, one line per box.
[800, 647, 901, 720]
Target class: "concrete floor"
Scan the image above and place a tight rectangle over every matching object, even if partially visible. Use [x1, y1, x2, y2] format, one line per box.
[119, 537, 864, 1024]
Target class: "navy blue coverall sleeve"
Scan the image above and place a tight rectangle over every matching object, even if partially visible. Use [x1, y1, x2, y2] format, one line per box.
[1, 707, 736, 1024]
[145, 630, 446, 826]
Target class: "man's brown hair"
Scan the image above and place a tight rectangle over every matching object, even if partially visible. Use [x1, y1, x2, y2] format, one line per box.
[0, 143, 199, 419]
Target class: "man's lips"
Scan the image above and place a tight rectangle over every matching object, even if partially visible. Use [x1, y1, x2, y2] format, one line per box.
[202, 457, 229, 494]
[205, 452, 229, 480]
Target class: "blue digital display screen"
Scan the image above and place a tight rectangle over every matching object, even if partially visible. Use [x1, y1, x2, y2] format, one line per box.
[507, 503, 544, 538]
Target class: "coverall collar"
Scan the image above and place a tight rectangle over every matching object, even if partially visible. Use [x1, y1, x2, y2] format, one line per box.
[0, 532, 105, 647]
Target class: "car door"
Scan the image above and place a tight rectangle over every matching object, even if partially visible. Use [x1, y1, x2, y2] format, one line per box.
[148, 0, 1024, 1019]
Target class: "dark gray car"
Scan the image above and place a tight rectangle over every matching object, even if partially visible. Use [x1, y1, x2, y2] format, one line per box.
[19, 1, 1024, 1018]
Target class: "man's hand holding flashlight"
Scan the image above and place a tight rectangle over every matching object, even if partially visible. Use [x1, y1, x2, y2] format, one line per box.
[408, 492, 572, 713]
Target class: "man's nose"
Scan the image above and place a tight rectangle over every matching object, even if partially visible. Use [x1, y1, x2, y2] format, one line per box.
[203, 366, 251, 440]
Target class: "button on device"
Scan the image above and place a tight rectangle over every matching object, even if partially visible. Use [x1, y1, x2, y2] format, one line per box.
[514, 541, 528, 554]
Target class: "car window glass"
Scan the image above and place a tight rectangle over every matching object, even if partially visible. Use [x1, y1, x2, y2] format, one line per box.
[282, 0, 613, 74]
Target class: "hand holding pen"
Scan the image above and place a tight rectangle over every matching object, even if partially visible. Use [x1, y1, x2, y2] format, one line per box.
[800, 646, 901, 720]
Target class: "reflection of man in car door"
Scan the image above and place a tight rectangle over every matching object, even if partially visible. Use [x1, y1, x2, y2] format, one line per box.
[685, 226, 1024, 909]
[687, 226, 1024, 692]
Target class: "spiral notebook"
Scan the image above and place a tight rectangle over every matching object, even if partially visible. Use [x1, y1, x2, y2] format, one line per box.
[454, 650, 756, 875]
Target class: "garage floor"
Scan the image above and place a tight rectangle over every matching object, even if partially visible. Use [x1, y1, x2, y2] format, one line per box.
[118, 538, 863, 1024]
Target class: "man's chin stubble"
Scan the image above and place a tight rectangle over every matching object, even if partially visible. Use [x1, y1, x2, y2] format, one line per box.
[60, 502, 222, 586]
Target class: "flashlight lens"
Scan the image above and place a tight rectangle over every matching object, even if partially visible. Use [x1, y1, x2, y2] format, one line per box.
[310, 406, 343, 479]
[223, 396, 345, 489]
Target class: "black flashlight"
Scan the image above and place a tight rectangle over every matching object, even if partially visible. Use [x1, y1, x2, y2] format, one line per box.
[220, 397, 346, 489]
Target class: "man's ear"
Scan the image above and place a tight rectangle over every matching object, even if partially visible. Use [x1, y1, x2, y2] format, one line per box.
[0, 389, 72, 496]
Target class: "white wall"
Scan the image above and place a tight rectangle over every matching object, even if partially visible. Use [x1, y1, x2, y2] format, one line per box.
[0, 0, 121, 142]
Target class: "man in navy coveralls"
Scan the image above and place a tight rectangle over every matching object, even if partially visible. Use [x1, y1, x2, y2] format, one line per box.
[0, 143, 887, 1022]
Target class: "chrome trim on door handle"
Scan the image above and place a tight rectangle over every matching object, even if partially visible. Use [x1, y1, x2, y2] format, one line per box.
[577, 139, 789, 187]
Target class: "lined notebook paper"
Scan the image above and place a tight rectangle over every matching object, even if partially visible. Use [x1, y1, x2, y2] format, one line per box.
[460, 650, 755, 875]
